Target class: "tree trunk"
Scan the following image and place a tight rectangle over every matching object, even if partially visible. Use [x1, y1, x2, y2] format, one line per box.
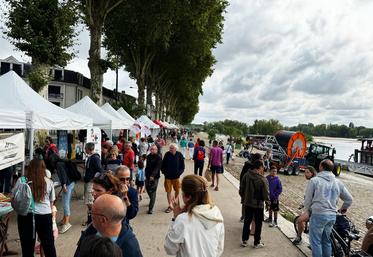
[137, 77, 145, 112]
[88, 25, 104, 104]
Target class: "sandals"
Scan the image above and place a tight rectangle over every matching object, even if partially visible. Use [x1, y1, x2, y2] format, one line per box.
[214, 186, 219, 191]
[165, 207, 172, 213]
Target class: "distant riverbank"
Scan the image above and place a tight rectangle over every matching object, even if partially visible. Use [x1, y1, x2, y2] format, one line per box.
[313, 136, 360, 161]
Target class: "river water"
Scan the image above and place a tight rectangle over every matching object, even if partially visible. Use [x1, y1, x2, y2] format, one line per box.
[313, 136, 361, 161]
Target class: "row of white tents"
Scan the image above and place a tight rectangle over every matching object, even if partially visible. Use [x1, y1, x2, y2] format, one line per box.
[0, 71, 178, 140]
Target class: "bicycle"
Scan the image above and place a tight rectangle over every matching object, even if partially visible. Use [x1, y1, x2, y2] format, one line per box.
[293, 212, 369, 257]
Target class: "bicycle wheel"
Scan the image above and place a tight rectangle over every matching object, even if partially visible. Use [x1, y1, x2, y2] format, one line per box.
[331, 233, 345, 257]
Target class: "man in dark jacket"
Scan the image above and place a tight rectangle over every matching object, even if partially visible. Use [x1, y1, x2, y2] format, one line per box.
[161, 143, 185, 213]
[84, 142, 103, 225]
[145, 145, 162, 214]
[239, 160, 269, 248]
[74, 194, 143, 257]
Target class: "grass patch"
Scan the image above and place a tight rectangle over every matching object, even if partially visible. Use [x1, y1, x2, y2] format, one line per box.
[282, 211, 296, 223]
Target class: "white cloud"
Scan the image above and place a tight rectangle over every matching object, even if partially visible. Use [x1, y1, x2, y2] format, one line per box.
[194, 0, 373, 127]
[1, 0, 373, 126]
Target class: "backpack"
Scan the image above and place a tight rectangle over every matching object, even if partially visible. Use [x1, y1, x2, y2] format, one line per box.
[64, 160, 82, 182]
[197, 148, 205, 161]
[11, 176, 34, 216]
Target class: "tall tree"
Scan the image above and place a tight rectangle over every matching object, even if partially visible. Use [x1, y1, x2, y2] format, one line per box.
[79, 0, 123, 103]
[104, 0, 176, 111]
[5, 0, 77, 92]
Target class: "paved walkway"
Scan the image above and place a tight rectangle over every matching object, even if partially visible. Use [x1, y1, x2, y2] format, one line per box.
[6, 158, 305, 257]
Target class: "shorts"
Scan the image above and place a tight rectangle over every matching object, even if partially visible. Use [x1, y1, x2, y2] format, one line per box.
[136, 180, 145, 187]
[84, 182, 94, 205]
[269, 199, 279, 211]
[210, 165, 223, 174]
[164, 178, 181, 193]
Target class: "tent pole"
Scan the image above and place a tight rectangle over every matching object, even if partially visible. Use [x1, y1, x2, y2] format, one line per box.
[29, 128, 35, 161]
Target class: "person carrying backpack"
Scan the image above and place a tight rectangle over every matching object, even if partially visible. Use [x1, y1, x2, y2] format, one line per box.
[12, 158, 57, 257]
[193, 140, 206, 176]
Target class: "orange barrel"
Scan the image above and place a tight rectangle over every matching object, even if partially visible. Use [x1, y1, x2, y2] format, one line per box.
[274, 130, 307, 158]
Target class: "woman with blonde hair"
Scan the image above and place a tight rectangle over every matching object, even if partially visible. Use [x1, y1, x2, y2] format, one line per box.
[15, 158, 56, 257]
[164, 175, 224, 257]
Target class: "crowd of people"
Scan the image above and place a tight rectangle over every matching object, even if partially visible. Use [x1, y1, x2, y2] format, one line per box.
[5, 132, 373, 257]
[5, 133, 230, 257]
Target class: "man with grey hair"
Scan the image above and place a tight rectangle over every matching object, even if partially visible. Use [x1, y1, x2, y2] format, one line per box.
[304, 159, 353, 257]
[161, 143, 185, 213]
[83, 142, 103, 225]
[74, 194, 143, 257]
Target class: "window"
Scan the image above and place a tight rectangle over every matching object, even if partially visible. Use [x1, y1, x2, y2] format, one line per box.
[51, 102, 60, 106]
[49, 85, 61, 94]
[0, 62, 10, 75]
[54, 70, 63, 81]
[12, 64, 22, 76]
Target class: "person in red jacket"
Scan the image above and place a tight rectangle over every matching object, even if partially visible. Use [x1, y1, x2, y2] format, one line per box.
[122, 143, 135, 174]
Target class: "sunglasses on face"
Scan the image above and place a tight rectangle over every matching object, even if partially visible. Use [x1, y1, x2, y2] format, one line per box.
[119, 177, 131, 182]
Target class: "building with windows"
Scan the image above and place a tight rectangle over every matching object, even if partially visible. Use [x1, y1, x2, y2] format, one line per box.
[0, 56, 131, 108]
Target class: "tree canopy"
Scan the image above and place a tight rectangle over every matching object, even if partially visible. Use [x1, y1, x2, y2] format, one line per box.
[4, 0, 77, 92]
[104, 0, 228, 124]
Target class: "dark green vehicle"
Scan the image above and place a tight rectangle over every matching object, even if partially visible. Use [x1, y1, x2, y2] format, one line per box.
[306, 143, 342, 176]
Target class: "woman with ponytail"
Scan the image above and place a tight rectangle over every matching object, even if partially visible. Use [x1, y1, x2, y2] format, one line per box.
[164, 175, 225, 257]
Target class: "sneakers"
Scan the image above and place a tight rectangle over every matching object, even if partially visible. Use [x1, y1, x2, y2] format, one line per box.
[292, 237, 302, 245]
[241, 241, 248, 247]
[253, 243, 264, 249]
[269, 221, 278, 228]
[264, 218, 272, 223]
[59, 223, 72, 234]
[148, 210, 153, 214]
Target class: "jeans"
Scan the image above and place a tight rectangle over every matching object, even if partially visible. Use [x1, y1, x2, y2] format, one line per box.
[188, 148, 194, 159]
[18, 213, 56, 257]
[309, 214, 336, 257]
[145, 178, 159, 211]
[0, 167, 12, 194]
[226, 153, 231, 164]
[181, 147, 186, 158]
[62, 182, 75, 216]
[194, 161, 204, 176]
[242, 206, 264, 245]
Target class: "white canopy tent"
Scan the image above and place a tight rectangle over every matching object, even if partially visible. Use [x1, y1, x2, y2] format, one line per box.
[101, 103, 134, 128]
[67, 96, 131, 139]
[0, 71, 92, 130]
[137, 115, 160, 138]
[117, 107, 135, 122]
[0, 109, 26, 129]
[0, 71, 93, 160]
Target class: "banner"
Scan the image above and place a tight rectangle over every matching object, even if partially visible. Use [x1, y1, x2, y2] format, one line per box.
[0, 133, 25, 170]
[57, 130, 68, 159]
[86, 126, 101, 158]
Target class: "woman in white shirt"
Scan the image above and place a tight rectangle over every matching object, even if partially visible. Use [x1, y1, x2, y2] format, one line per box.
[16, 158, 56, 257]
[164, 175, 225, 257]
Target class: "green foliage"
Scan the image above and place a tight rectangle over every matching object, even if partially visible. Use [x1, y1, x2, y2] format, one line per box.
[203, 120, 249, 141]
[285, 123, 373, 138]
[5, 0, 77, 92]
[27, 66, 50, 92]
[5, 0, 77, 66]
[111, 94, 144, 119]
[250, 119, 283, 135]
[104, 0, 228, 124]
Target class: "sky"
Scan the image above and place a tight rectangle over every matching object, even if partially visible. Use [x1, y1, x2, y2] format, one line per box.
[1, 0, 373, 127]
